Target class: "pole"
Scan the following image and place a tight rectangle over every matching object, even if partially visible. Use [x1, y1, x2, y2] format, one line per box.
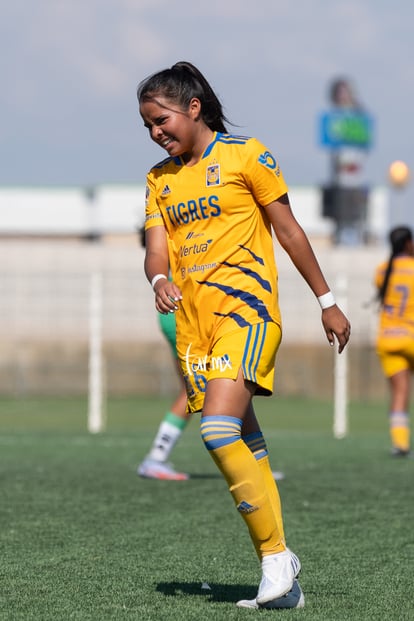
[333, 275, 348, 438]
[88, 271, 105, 433]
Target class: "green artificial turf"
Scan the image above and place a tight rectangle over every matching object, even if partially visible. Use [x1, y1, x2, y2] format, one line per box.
[0, 395, 413, 620]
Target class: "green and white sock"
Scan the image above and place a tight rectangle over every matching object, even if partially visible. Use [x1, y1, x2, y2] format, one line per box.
[147, 412, 188, 462]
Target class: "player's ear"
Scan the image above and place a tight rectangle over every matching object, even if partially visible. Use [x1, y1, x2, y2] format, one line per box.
[188, 97, 202, 120]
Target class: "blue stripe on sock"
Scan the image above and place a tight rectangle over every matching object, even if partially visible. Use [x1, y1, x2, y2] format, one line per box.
[253, 449, 268, 460]
[200, 416, 242, 450]
[243, 431, 268, 459]
[243, 431, 263, 444]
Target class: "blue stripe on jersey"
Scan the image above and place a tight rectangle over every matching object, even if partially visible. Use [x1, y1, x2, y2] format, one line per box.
[252, 322, 267, 378]
[213, 311, 250, 327]
[200, 415, 242, 450]
[238, 245, 265, 266]
[242, 323, 267, 383]
[202, 132, 251, 158]
[216, 136, 250, 145]
[217, 133, 251, 142]
[203, 133, 220, 158]
[152, 155, 181, 169]
[246, 323, 260, 379]
[197, 280, 273, 322]
[221, 262, 272, 293]
[152, 156, 173, 169]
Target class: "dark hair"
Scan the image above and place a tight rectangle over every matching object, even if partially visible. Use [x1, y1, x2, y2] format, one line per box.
[329, 77, 362, 110]
[378, 226, 413, 304]
[137, 61, 230, 133]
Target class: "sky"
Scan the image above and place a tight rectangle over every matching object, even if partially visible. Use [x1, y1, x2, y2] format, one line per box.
[1, 0, 413, 213]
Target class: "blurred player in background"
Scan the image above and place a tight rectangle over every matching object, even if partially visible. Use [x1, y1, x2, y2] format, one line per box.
[138, 61, 350, 609]
[137, 226, 190, 480]
[375, 226, 414, 456]
[137, 311, 191, 480]
[322, 78, 371, 246]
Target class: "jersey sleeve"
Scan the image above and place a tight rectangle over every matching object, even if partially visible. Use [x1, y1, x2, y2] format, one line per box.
[144, 171, 164, 231]
[243, 138, 289, 206]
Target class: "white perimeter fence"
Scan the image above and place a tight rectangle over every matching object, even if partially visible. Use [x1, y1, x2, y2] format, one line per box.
[0, 239, 389, 433]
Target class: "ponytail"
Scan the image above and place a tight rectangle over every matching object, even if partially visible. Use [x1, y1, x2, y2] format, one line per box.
[137, 61, 230, 133]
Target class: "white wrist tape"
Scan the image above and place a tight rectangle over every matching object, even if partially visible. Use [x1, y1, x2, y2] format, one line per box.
[151, 273, 168, 290]
[318, 291, 336, 310]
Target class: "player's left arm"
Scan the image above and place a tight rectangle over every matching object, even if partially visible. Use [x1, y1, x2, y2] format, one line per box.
[264, 193, 351, 353]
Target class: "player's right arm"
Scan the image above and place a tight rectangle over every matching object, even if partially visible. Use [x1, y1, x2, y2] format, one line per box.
[144, 225, 182, 314]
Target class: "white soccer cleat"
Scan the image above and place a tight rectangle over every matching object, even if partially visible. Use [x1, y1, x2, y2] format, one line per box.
[287, 548, 301, 578]
[237, 579, 305, 609]
[391, 447, 411, 457]
[256, 549, 295, 605]
[137, 458, 189, 481]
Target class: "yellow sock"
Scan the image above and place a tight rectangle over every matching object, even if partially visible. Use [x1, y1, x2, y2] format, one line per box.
[257, 455, 285, 543]
[390, 412, 410, 452]
[201, 416, 285, 557]
[243, 432, 285, 559]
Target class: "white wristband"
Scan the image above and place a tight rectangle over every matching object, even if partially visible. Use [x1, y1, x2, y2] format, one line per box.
[318, 291, 336, 310]
[151, 273, 168, 290]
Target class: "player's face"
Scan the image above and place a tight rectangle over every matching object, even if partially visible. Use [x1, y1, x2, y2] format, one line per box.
[140, 96, 199, 158]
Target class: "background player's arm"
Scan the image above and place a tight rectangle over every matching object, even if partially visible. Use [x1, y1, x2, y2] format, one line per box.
[264, 193, 350, 353]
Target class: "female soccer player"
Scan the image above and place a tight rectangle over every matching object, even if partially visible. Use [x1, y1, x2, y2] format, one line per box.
[375, 226, 414, 457]
[138, 61, 350, 608]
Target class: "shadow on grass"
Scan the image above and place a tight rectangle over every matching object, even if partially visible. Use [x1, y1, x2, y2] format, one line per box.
[187, 473, 222, 480]
[157, 581, 256, 602]
[157, 581, 341, 604]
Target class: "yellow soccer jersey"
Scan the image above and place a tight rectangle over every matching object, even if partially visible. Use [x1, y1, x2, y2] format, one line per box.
[375, 255, 414, 346]
[145, 132, 288, 359]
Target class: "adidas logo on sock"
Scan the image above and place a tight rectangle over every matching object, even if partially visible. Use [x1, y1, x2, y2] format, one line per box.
[237, 500, 259, 514]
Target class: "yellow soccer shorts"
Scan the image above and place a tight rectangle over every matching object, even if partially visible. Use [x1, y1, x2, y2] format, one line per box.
[377, 336, 414, 378]
[179, 321, 282, 413]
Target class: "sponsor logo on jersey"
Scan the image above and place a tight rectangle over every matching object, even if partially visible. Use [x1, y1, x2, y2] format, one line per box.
[184, 343, 233, 377]
[187, 262, 217, 274]
[206, 163, 220, 186]
[179, 239, 212, 258]
[186, 231, 204, 240]
[258, 151, 281, 176]
[161, 184, 171, 196]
